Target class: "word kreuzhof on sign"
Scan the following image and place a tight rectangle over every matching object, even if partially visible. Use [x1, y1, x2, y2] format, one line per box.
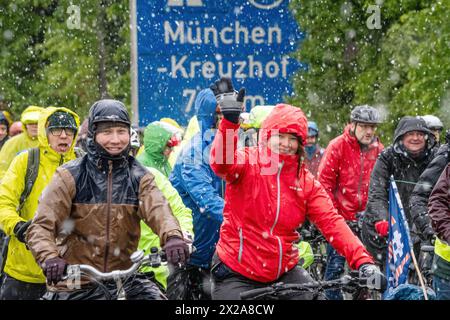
[131, 0, 305, 127]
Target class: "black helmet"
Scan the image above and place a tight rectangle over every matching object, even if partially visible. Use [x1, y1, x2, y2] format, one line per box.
[47, 111, 78, 132]
[350, 105, 382, 124]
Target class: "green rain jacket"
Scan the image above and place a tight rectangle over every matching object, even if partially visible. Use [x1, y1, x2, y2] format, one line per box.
[137, 122, 173, 177]
[138, 167, 193, 288]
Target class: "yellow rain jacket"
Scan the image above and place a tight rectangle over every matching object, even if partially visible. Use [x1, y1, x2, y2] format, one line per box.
[0, 106, 44, 181]
[0, 107, 79, 283]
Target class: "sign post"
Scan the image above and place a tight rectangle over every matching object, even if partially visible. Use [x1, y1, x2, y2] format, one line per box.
[131, 0, 305, 127]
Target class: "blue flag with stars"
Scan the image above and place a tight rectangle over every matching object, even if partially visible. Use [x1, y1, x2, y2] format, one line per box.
[384, 176, 413, 297]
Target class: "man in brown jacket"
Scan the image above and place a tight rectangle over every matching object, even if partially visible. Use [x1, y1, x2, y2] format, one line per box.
[26, 99, 189, 300]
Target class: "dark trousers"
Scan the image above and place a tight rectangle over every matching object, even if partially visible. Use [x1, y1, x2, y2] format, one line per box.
[166, 264, 212, 300]
[433, 275, 450, 300]
[0, 273, 46, 300]
[324, 244, 346, 300]
[211, 256, 322, 300]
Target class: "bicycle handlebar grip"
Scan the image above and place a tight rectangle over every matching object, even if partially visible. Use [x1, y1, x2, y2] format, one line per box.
[420, 245, 434, 253]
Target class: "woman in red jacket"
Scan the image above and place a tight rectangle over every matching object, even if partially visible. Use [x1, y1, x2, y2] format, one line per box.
[209, 78, 385, 300]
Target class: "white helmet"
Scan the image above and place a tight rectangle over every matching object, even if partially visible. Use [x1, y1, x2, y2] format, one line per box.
[421, 115, 443, 131]
[130, 128, 141, 149]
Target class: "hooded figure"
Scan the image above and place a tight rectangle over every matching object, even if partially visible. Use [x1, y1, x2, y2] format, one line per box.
[210, 103, 377, 299]
[26, 99, 186, 299]
[168, 89, 225, 300]
[0, 106, 44, 180]
[168, 115, 199, 168]
[0, 107, 79, 299]
[0, 111, 11, 150]
[362, 116, 437, 264]
[137, 121, 180, 177]
[169, 89, 224, 270]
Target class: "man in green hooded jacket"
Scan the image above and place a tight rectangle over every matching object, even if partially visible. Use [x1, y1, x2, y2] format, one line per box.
[135, 120, 193, 293]
[137, 121, 181, 177]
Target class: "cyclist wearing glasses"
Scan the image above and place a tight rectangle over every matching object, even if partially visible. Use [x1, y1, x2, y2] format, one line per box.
[26, 99, 188, 300]
[0, 107, 79, 300]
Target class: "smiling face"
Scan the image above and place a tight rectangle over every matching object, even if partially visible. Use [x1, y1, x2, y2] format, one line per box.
[47, 128, 75, 154]
[95, 124, 130, 156]
[268, 132, 299, 155]
[402, 130, 426, 154]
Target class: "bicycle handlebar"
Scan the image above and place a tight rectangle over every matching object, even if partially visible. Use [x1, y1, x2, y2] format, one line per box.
[64, 244, 195, 282]
[240, 274, 378, 300]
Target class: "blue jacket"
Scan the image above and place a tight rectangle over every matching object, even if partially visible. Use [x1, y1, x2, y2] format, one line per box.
[169, 89, 224, 269]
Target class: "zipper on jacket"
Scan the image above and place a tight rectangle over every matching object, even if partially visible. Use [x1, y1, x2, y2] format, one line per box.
[357, 152, 364, 212]
[238, 227, 243, 263]
[104, 160, 113, 272]
[59, 155, 64, 166]
[270, 161, 284, 279]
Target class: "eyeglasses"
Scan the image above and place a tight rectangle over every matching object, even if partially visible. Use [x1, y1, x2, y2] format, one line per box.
[48, 127, 77, 137]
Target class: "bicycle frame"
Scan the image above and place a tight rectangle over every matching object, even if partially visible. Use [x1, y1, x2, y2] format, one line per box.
[63, 248, 166, 300]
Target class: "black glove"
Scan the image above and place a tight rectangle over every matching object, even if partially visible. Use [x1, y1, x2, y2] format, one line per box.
[211, 77, 246, 124]
[421, 227, 435, 243]
[163, 236, 190, 266]
[14, 220, 31, 244]
[210, 77, 234, 97]
[43, 257, 67, 285]
[358, 263, 387, 291]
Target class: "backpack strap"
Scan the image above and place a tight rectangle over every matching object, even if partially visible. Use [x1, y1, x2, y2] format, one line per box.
[17, 148, 40, 214]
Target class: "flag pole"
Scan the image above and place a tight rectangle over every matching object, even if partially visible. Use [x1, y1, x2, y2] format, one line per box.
[409, 248, 429, 300]
[390, 176, 428, 300]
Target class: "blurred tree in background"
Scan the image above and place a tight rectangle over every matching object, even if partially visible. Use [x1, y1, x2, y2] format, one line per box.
[0, 0, 448, 145]
[289, 0, 449, 145]
[0, 0, 130, 121]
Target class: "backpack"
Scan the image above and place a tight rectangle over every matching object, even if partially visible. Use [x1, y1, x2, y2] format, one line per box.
[1, 148, 39, 276]
[17, 147, 40, 213]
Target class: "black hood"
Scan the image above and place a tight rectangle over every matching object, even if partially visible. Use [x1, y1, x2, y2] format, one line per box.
[393, 116, 435, 157]
[0, 112, 9, 130]
[394, 116, 434, 143]
[86, 99, 131, 168]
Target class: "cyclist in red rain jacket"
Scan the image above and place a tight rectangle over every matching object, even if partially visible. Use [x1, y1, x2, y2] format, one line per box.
[208, 78, 385, 300]
[317, 105, 384, 299]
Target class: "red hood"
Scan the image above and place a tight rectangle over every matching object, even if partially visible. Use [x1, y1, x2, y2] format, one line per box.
[259, 103, 308, 146]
